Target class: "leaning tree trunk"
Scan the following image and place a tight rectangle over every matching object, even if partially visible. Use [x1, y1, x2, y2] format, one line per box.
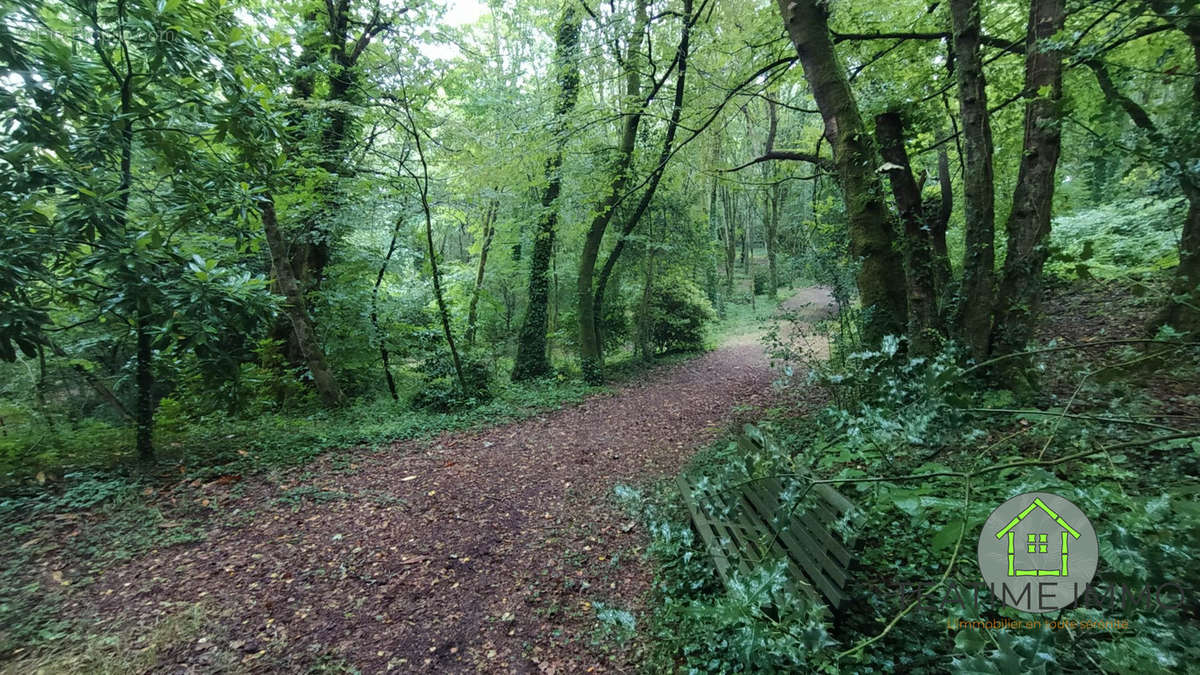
[1141, 0, 1200, 335]
[766, 183, 781, 298]
[950, 0, 998, 359]
[592, 0, 692, 348]
[577, 0, 649, 383]
[991, 0, 1067, 359]
[259, 194, 345, 407]
[876, 111, 940, 354]
[513, 3, 582, 381]
[722, 186, 736, 293]
[466, 201, 497, 345]
[776, 0, 907, 344]
[930, 145, 953, 298]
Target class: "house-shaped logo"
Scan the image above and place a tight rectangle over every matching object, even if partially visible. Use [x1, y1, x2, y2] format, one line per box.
[994, 496, 1081, 577]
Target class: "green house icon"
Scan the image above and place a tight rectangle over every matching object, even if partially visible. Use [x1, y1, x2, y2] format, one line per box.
[994, 497, 1082, 576]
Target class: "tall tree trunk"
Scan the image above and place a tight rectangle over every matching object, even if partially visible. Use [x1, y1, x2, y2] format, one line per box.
[1140, 0, 1200, 335]
[372, 214, 403, 401]
[950, 0, 997, 358]
[991, 0, 1067, 358]
[108, 10, 155, 461]
[578, 0, 649, 383]
[400, 102, 467, 394]
[134, 309, 153, 462]
[776, 0, 907, 343]
[876, 111, 940, 353]
[513, 3, 582, 380]
[764, 97, 780, 299]
[722, 186, 736, 293]
[466, 201, 497, 345]
[592, 0, 692, 346]
[767, 183, 781, 298]
[1088, 58, 1200, 335]
[930, 145, 953, 298]
[259, 194, 345, 407]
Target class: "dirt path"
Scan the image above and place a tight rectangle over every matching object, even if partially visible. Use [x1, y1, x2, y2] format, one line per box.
[69, 288, 835, 673]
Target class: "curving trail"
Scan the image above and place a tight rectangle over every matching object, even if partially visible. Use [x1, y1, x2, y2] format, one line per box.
[72, 288, 835, 673]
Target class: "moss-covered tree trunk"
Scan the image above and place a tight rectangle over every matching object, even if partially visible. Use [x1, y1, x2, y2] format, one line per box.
[930, 145, 953, 299]
[512, 3, 581, 381]
[577, 0, 648, 383]
[775, 0, 907, 344]
[722, 186, 736, 293]
[950, 0, 997, 358]
[466, 201, 497, 346]
[593, 0, 692, 347]
[766, 184, 781, 298]
[876, 111, 940, 354]
[991, 0, 1067, 358]
[259, 194, 345, 408]
[1142, 0, 1200, 336]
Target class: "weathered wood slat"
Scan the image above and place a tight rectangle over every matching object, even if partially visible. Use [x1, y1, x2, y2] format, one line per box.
[677, 475, 736, 583]
[762, 477, 853, 567]
[740, 483, 846, 604]
[678, 425, 860, 609]
[679, 476, 856, 608]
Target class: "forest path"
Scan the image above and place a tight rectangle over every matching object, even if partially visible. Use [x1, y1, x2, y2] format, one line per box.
[79, 287, 834, 673]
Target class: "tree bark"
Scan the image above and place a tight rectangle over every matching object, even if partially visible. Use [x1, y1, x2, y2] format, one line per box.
[1138, 0, 1200, 335]
[776, 0, 907, 343]
[950, 0, 997, 358]
[722, 186, 736, 293]
[592, 0, 692, 348]
[513, 3, 582, 380]
[766, 183, 781, 298]
[991, 0, 1067, 358]
[930, 145, 953, 297]
[372, 213, 403, 401]
[466, 201, 497, 345]
[578, 0, 649, 383]
[259, 194, 345, 407]
[876, 111, 940, 353]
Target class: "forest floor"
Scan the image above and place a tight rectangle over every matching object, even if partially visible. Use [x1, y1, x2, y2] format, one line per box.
[14, 287, 836, 673]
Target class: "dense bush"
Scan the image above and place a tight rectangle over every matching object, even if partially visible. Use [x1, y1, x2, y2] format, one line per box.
[409, 349, 493, 411]
[646, 275, 717, 354]
[1046, 197, 1184, 281]
[753, 270, 769, 295]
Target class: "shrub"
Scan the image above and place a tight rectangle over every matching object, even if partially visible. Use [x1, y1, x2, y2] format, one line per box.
[753, 270, 769, 295]
[646, 275, 717, 354]
[409, 350, 492, 411]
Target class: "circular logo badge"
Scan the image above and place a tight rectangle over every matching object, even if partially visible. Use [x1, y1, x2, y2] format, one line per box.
[977, 491, 1098, 613]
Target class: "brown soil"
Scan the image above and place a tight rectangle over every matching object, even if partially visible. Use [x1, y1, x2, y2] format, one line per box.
[50, 289, 834, 673]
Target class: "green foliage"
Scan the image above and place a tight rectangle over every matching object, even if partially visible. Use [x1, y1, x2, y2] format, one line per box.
[646, 275, 717, 354]
[1046, 198, 1185, 281]
[753, 270, 769, 296]
[646, 326, 1200, 672]
[410, 348, 493, 411]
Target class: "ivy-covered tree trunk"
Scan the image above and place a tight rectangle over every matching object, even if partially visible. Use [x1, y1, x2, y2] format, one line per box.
[775, 0, 907, 344]
[577, 0, 648, 383]
[466, 201, 497, 345]
[876, 111, 940, 354]
[722, 186, 736, 293]
[991, 0, 1067, 358]
[259, 194, 345, 407]
[950, 0, 997, 358]
[1141, 0, 1200, 335]
[766, 184, 780, 298]
[513, 3, 581, 381]
[930, 145, 953, 298]
[592, 0, 692, 347]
